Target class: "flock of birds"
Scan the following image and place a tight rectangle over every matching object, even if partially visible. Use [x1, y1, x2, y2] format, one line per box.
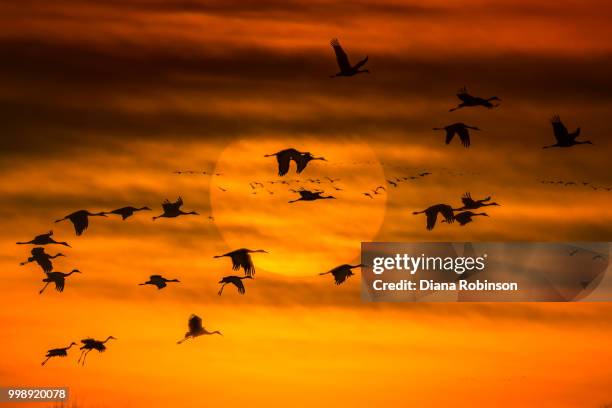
[16, 38, 603, 367]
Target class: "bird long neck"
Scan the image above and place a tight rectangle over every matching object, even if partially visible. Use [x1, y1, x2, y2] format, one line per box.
[65, 271, 77, 277]
[349, 264, 365, 269]
[65, 343, 75, 350]
[102, 336, 113, 343]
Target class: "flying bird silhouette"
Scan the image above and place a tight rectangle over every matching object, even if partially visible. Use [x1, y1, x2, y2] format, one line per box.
[177, 315, 222, 344]
[458, 192, 500, 210]
[55, 210, 108, 236]
[413, 204, 457, 230]
[433, 123, 480, 148]
[447, 211, 489, 226]
[288, 189, 335, 203]
[363, 192, 374, 199]
[320, 264, 364, 285]
[214, 248, 267, 277]
[265, 148, 326, 176]
[41, 342, 77, 366]
[449, 87, 501, 112]
[152, 197, 198, 220]
[543, 115, 592, 148]
[109, 206, 151, 220]
[39, 269, 81, 294]
[139, 275, 180, 290]
[329, 38, 369, 77]
[20, 247, 65, 273]
[218, 275, 253, 295]
[16, 231, 71, 247]
[78, 336, 116, 366]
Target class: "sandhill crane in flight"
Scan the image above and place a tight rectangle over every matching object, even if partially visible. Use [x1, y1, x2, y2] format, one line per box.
[449, 87, 501, 112]
[16, 231, 70, 247]
[363, 192, 374, 199]
[177, 315, 222, 344]
[39, 269, 81, 294]
[433, 123, 480, 148]
[55, 210, 108, 236]
[78, 336, 116, 366]
[387, 179, 398, 187]
[139, 275, 180, 290]
[458, 192, 500, 210]
[20, 247, 65, 273]
[413, 204, 457, 230]
[152, 197, 198, 220]
[218, 275, 253, 295]
[329, 38, 369, 77]
[320, 264, 364, 285]
[265, 148, 326, 176]
[419, 172, 431, 177]
[373, 186, 386, 194]
[447, 211, 489, 226]
[41, 342, 77, 366]
[543, 115, 592, 148]
[109, 206, 151, 220]
[288, 189, 335, 203]
[214, 248, 267, 277]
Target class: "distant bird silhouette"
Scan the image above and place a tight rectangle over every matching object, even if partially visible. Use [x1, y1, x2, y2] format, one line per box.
[448, 211, 488, 226]
[265, 148, 326, 176]
[413, 204, 457, 230]
[543, 115, 592, 148]
[39, 269, 81, 294]
[20, 247, 65, 273]
[373, 186, 386, 194]
[16, 231, 70, 247]
[218, 187, 227, 192]
[218, 275, 253, 295]
[41, 342, 77, 366]
[419, 172, 431, 177]
[458, 192, 500, 210]
[363, 192, 373, 199]
[433, 123, 480, 148]
[449, 87, 501, 112]
[55, 210, 108, 236]
[78, 336, 116, 366]
[214, 248, 267, 277]
[386, 179, 398, 187]
[593, 254, 604, 260]
[177, 315, 222, 344]
[109, 206, 151, 220]
[152, 197, 198, 220]
[329, 38, 369, 77]
[288, 189, 335, 203]
[320, 264, 364, 285]
[139, 275, 180, 290]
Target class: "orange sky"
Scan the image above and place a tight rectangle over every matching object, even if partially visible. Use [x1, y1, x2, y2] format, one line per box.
[1, 0, 612, 407]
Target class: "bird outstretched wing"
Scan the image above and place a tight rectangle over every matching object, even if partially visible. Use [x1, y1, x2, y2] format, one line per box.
[331, 38, 351, 72]
[445, 129, 455, 145]
[461, 192, 475, 207]
[353, 56, 368, 69]
[234, 279, 246, 294]
[457, 127, 471, 148]
[295, 153, 311, 174]
[275, 150, 294, 176]
[188, 315, 203, 332]
[551, 115, 568, 143]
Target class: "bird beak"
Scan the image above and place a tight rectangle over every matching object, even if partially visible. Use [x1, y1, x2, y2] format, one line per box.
[316, 157, 327, 161]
